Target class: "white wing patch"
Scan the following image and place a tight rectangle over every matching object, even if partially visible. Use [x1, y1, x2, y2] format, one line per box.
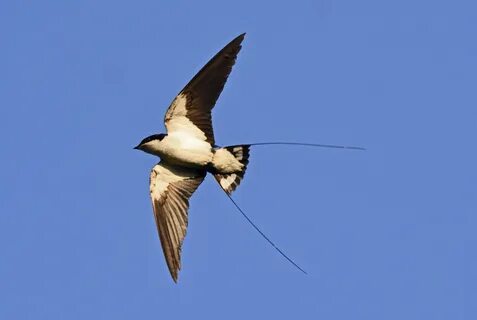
[150, 163, 185, 198]
[165, 93, 208, 141]
[166, 118, 208, 144]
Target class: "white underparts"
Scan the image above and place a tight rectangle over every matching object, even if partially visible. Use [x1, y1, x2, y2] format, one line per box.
[211, 148, 244, 174]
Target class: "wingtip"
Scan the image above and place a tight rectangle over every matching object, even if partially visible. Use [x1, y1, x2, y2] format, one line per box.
[234, 33, 246, 42]
[168, 262, 181, 283]
[170, 270, 179, 283]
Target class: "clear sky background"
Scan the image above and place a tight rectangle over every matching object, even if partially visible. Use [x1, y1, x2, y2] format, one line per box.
[1, 1, 475, 319]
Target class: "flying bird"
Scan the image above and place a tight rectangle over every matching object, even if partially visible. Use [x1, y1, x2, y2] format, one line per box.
[134, 33, 364, 282]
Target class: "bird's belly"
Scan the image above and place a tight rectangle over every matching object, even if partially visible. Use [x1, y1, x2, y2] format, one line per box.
[160, 135, 213, 167]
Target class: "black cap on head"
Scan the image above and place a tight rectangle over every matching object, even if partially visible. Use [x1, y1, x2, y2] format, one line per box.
[134, 133, 167, 149]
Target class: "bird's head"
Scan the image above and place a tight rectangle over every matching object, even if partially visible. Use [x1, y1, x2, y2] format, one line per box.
[134, 133, 167, 155]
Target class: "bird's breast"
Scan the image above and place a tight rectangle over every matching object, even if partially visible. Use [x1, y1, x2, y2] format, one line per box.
[159, 134, 213, 167]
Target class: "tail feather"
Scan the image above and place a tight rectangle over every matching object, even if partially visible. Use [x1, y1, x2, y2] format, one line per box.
[213, 145, 250, 195]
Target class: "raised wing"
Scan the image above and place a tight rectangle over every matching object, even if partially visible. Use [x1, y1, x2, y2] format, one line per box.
[164, 33, 245, 145]
[149, 161, 206, 282]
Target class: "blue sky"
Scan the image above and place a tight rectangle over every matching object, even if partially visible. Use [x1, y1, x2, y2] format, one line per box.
[1, 1, 475, 319]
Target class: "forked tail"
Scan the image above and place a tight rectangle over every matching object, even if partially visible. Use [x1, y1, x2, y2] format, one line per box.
[213, 145, 250, 195]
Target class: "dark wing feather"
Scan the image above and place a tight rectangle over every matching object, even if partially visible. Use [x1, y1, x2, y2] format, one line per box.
[164, 33, 245, 144]
[149, 162, 206, 282]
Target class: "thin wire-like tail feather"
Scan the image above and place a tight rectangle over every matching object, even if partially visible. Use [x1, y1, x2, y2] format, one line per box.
[213, 140, 364, 274]
[223, 191, 307, 275]
[248, 142, 366, 151]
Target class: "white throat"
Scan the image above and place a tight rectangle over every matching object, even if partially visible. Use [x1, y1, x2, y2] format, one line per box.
[141, 140, 164, 157]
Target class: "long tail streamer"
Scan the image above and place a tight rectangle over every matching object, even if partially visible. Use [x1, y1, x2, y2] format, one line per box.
[248, 142, 365, 151]
[225, 193, 307, 275]
[223, 140, 365, 274]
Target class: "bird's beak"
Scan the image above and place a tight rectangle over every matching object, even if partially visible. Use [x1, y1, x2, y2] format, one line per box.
[133, 145, 140, 150]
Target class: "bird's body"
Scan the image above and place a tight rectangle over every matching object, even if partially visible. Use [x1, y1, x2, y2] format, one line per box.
[146, 134, 213, 168]
[141, 133, 245, 173]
